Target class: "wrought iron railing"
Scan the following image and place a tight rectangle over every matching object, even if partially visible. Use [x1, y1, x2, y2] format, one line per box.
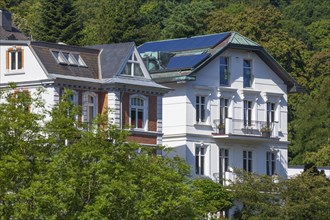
[213, 118, 278, 138]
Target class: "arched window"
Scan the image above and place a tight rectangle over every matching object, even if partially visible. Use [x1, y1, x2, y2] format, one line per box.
[83, 92, 97, 126]
[130, 95, 148, 129]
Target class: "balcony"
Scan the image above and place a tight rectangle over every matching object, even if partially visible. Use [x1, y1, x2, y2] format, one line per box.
[212, 118, 279, 140]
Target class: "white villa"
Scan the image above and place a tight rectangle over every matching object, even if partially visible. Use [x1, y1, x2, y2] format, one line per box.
[138, 32, 303, 183]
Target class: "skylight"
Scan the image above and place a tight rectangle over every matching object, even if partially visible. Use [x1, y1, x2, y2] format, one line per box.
[51, 50, 87, 67]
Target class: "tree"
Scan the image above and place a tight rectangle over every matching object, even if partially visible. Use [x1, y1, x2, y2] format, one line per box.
[0, 86, 47, 218]
[161, 0, 214, 39]
[31, 0, 82, 45]
[192, 178, 233, 217]
[230, 169, 330, 219]
[0, 88, 233, 218]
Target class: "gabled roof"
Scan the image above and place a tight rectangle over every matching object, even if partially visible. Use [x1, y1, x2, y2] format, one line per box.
[88, 42, 134, 79]
[29, 41, 169, 93]
[138, 32, 302, 93]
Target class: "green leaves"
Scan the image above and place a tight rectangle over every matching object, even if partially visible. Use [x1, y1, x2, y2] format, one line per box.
[0, 88, 232, 218]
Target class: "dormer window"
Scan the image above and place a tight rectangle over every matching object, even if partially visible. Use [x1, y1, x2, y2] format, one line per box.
[51, 50, 87, 67]
[62, 52, 78, 65]
[122, 53, 144, 77]
[6, 47, 24, 72]
[52, 51, 68, 64]
[72, 53, 87, 67]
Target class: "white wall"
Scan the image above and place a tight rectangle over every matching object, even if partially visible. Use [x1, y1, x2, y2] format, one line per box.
[0, 45, 49, 84]
[162, 48, 290, 180]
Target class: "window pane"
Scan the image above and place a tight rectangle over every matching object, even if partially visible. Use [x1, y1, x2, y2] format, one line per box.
[122, 63, 131, 75]
[134, 64, 144, 76]
[89, 106, 94, 123]
[10, 52, 16, 70]
[201, 104, 205, 122]
[201, 156, 204, 175]
[131, 108, 136, 128]
[17, 51, 22, 69]
[137, 109, 143, 128]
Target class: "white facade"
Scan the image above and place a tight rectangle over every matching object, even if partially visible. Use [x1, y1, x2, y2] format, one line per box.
[162, 48, 289, 182]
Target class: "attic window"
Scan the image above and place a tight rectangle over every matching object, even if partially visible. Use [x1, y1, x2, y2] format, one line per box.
[121, 53, 144, 77]
[51, 50, 87, 67]
[52, 51, 68, 64]
[72, 53, 87, 67]
[62, 52, 78, 65]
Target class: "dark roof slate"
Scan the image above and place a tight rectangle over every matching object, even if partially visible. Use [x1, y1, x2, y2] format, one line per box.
[30, 41, 100, 79]
[0, 26, 29, 40]
[88, 42, 134, 79]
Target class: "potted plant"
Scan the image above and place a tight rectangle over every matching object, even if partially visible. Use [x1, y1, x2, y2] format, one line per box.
[218, 123, 226, 134]
[260, 126, 272, 137]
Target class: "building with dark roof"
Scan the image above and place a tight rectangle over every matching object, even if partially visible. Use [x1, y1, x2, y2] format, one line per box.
[138, 32, 302, 194]
[0, 22, 169, 146]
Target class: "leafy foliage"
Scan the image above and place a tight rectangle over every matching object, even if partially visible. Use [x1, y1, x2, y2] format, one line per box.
[230, 169, 330, 219]
[0, 88, 232, 218]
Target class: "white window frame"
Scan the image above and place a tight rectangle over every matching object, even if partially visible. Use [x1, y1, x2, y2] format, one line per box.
[243, 100, 253, 127]
[83, 92, 97, 125]
[196, 95, 206, 124]
[220, 98, 229, 124]
[220, 57, 230, 86]
[122, 53, 144, 77]
[129, 95, 148, 131]
[9, 49, 23, 71]
[243, 59, 253, 88]
[266, 151, 276, 176]
[195, 144, 206, 175]
[243, 150, 253, 172]
[266, 102, 276, 126]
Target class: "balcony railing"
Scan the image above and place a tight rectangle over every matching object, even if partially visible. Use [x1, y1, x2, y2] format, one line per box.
[213, 118, 278, 138]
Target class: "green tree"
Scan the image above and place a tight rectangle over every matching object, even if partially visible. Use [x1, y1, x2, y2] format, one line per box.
[192, 178, 233, 217]
[0, 86, 47, 218]
[32, 0, 82, 45]
[230, 169, 330, 219]
[162, 0, 214, 39]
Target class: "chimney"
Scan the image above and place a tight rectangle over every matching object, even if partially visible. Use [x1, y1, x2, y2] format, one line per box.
[0, 9, 12, 31]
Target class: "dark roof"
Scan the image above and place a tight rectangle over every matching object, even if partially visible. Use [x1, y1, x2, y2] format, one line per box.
[138, 32, 302, 93]
[30, 41, 100, 79]
[0, 26, 29, 40]
[138, 32, 230, 53]
[88, 42, 134, 79]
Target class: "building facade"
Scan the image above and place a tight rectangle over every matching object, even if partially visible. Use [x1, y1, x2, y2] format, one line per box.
[138, 32, 302, 182]
[0, 10, 169, 146]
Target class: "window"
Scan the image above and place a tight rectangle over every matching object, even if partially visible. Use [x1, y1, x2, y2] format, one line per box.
[63, 52, 78, 65]
[220, 57, 229, 86]
[7, 48, 23, 71]
[195, 146, 205, 175]
[122, 53, 144, 77]
[87, 95, 96, 123]
[84, 93, 97, 125]
[243, 59, 253, 87]
[267, 102, 275, 126]
[243, 100, 252, 126]
[130, 96, 147, 129]
[219, 148, 229, 184]
[196, 96, 206, 123]
[72, 53, 87, 67]
[220, 98, 229, 125]
[266, 152, 276, 175]
[243, 150, 252, 172]
[52, 51, 87, 67]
